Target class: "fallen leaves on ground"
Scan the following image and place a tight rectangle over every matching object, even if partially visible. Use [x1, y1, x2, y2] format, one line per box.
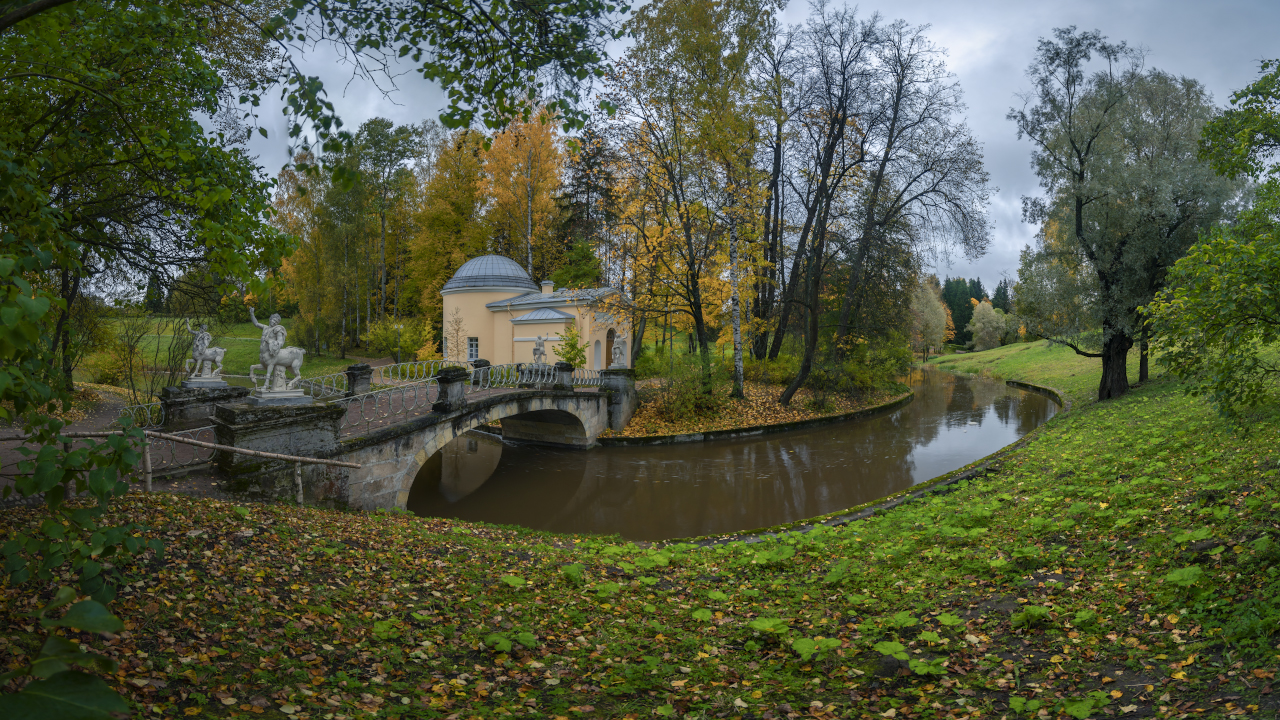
[1, 376, 1279, 719]
[602, 380, 905, 438]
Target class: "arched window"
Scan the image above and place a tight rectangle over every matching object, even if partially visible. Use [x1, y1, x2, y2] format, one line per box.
[605, 329, 616, 367]
[593, 340, 602, 370]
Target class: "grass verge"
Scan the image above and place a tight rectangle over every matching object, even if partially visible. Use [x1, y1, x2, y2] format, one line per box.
[2, 358, 1278, 719]
[928, 341, 1143, 408]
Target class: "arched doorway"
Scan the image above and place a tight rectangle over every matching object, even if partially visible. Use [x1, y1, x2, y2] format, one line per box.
[605, 329, 616, 368]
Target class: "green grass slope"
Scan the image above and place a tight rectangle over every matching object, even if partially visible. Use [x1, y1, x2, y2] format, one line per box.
[929, 341, 1143, 407]
[3, 355, 1277, 719]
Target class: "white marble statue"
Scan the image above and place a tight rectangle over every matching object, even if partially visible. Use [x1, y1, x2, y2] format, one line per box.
[532, 335, 548, 365]
[610, 332, 628, 369]
[184, 318, 226, 378]
[248, 308, 306, 391]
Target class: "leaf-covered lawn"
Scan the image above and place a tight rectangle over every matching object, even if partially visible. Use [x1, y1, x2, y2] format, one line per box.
[3, 377, 1279, 719]
[602, 381, 906, 438]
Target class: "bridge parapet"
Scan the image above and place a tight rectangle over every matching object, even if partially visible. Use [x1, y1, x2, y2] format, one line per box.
[207, 360, 637, 509]
[600, 369, 638, 431]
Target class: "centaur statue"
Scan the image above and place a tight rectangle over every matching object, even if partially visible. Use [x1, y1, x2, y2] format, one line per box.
[248, 308, 306, 391]
[185, 319, 226, 378]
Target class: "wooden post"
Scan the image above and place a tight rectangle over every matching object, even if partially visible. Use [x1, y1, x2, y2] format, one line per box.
[295, 461, 303, 505]
[142, 440, 153, 492]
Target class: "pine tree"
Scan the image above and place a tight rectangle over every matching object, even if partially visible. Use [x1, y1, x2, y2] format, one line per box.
[144, 273, 166, 313]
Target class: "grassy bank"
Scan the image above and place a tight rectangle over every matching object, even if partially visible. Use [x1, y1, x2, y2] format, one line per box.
[3, 355, 1279, 719]
[928, 341, 1143, 407]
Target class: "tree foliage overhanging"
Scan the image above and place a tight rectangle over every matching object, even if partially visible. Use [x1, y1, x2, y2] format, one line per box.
[0, 0, 626, 712]
[1146, 59, 1280, 418]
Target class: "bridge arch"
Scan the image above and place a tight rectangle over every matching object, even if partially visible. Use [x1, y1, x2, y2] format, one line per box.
[338, 391, 609, 511]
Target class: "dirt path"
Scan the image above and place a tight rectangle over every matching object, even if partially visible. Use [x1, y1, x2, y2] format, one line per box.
[0, 390, 127, 501]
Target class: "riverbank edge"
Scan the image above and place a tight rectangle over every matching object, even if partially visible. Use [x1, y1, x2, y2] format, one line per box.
[594, 390, 915, 447]
[665, 377, 1070, 548]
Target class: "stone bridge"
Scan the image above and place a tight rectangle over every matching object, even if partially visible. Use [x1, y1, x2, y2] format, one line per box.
[207, 363, 637, 510]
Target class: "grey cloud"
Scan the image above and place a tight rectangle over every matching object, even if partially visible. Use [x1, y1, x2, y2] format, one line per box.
[243, 0, 1278, 289]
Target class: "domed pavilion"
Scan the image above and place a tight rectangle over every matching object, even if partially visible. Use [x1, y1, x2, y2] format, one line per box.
[440, 255, 628, 370]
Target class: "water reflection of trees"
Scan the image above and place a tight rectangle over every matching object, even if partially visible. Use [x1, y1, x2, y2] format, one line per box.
[407, 373, 1055, 541]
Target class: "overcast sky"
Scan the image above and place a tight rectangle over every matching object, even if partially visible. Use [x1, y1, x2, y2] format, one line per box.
[242, 0, 1279, 288]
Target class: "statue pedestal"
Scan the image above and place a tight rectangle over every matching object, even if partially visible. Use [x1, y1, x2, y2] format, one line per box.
[212, 402, 345, 502]
[247, 389, 313, 406]
[600, 369, 637, 431]
[159, 385, 251, 430]
[181, 376, 229, 389]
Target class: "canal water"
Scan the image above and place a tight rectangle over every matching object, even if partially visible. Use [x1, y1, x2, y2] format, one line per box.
[406, 368, 1057, 540]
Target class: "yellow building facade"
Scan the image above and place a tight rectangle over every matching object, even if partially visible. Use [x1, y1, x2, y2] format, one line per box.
[440, 255, 628, 370]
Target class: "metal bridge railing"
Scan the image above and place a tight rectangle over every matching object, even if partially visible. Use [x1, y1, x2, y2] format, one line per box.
[119, 402, 165, 429]
[571, 368, 603, 387]
[296, 372, 350, 399]
[334, 376, 440, 434]
[146, 425, 218, 470]
[373, 359, 471, 386]
[467, 363, 557, 393]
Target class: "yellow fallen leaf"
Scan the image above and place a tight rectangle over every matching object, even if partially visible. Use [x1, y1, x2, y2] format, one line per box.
[1171, 671, 1187, 680]
[184, 709, 202, 717]
[1050, 654, 1065, 663]
[1110, 690, 1123, 699]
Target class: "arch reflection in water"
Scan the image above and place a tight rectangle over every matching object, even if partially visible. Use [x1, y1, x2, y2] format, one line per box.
[406, 367, 1056, 541]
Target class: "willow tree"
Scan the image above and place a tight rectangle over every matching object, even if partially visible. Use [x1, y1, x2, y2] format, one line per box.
[1012, 32, 1239, 398]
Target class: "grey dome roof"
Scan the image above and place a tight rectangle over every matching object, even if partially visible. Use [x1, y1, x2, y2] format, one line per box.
[442, 255, 539, 292]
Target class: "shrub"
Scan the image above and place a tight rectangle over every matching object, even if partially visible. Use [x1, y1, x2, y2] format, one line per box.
[82, 340, 135, 387]
[744, 354, 801, 385]
[551, 321, 589, 367]
[362, 318, 436, 361]
[650, 356, 728, 421]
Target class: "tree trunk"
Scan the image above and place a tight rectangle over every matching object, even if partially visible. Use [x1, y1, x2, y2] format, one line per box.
[630, 314, 646, 367]
[341, 241, 349, 359]
[780, 224, 828, 406]
[526, 146, 535, 277]
[1139, 322, 1149, 382]
[779, 296, 819, 407]
[380, 213, 387, 320]
[729, 220, 744, 398]
[1098, 327, 1132, 400]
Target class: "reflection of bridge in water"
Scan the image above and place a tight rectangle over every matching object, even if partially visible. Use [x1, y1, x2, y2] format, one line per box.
[407, 367, 1059, 541]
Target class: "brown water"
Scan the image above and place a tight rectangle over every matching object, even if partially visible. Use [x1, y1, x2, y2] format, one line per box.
[406, 367, 1056, 540]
